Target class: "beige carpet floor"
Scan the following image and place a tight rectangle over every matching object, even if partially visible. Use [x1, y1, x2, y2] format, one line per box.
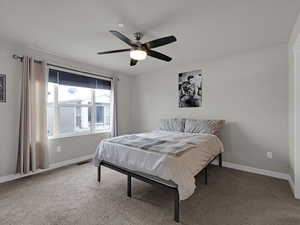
[0, 163, 300, 225]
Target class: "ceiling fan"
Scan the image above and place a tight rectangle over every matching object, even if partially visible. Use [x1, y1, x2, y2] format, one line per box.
[97, 30, 177, 66]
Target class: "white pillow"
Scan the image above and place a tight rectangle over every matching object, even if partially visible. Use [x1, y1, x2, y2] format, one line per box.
[159, 119, 185, 132]
[184, 119, 225, 135]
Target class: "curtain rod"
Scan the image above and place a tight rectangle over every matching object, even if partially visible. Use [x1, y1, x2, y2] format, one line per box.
[12, 54, 114, 81]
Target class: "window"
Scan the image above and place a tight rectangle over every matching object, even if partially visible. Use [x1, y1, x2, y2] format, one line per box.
[47, 68, 112, 137]
[96, 105, 104, 124]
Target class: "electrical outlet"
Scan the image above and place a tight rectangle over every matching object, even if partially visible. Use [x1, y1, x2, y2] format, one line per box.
[57, 146, 62, 153]
[267, 152, 272, 159]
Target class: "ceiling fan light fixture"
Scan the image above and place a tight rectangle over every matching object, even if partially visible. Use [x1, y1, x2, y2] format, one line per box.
[130, 49, 147, 61]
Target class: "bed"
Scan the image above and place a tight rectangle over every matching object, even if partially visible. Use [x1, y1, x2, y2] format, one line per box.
[94, 119, 225, 222]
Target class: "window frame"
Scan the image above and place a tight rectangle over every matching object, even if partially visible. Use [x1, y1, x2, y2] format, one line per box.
[47, 66, 112, 139]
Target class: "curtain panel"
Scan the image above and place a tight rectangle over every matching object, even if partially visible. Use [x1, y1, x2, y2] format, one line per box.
[17, 57, 50, 174]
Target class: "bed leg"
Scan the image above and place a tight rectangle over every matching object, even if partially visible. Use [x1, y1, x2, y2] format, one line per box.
[204, 167, 208, 185]
[219, 154, 222, 167]
[174, 189, 180, 223]
[127, 175, 132, 197]
[97, 165, 101, 183]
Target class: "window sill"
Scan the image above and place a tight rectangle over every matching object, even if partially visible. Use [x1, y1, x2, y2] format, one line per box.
[48, 130, 111, 140]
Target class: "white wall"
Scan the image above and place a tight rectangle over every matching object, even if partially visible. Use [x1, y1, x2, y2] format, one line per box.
[132, 44, 289, 174]
[0, 42, 22, 177]
[288, 47, 295, 183]
[288, 12, 300, 198]
[0, 39, 134, 177]
[293, 47, 300, 198]
[288, 12, 300, 186]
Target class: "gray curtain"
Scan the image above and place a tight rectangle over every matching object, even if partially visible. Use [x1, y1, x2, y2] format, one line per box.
[111, 77, 118, 137]
[17, 57, 49, 174]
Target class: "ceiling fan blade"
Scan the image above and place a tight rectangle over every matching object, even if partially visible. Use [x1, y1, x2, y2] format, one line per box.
[97, 48, 130, 55]
[147, 50, 172, 62]
[144, 36, 176, 49]
[110, 30, 136, 47]
[130, 59, 138, 66]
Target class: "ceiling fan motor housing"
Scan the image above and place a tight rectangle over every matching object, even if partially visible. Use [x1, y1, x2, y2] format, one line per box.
[134, 32, 143, 41]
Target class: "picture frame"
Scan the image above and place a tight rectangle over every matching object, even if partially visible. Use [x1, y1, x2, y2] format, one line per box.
[178, 69, 202, 107]
[0, 74, 6, 103]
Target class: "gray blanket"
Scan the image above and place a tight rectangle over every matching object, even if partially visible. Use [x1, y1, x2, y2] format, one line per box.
[108, 134, 197, 157]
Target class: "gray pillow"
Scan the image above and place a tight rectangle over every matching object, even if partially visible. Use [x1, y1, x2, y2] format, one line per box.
[184, 119, 225, 135]
[159, 119, 185, 132]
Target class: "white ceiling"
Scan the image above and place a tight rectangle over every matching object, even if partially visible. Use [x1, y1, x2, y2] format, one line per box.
[0, 0, 299, 75]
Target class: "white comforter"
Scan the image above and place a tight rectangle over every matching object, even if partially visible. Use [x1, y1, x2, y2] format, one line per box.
[94, 131, 224, 200]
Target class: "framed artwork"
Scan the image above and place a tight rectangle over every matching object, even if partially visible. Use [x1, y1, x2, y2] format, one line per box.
[178, 69, 202, 107]
[0, 74, 6, 102]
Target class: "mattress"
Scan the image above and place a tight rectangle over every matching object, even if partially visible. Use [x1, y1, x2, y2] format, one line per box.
[94, 130, 224, 200]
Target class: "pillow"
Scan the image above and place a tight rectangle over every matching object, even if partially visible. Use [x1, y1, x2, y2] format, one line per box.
[184, 119, 225, 135]
[159, 118, 185, 132]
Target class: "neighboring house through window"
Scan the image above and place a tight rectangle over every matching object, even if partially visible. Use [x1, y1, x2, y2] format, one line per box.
[47, 68, 112, 137]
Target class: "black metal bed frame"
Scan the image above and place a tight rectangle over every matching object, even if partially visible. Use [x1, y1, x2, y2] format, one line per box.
[97, 153, 222, 223]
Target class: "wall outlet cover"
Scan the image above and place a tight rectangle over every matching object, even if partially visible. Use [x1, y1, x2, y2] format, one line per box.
[267, 152, 272, 159]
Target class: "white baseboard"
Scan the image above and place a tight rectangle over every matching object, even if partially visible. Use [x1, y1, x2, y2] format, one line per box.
[0, 154, 94, 184]
[211, 160, 295, 195]
[211, 160, 289, 180]
[0, 155, 295, 196]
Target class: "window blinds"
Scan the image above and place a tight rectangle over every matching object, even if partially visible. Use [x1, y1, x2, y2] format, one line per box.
[49, 69, 111, 90]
